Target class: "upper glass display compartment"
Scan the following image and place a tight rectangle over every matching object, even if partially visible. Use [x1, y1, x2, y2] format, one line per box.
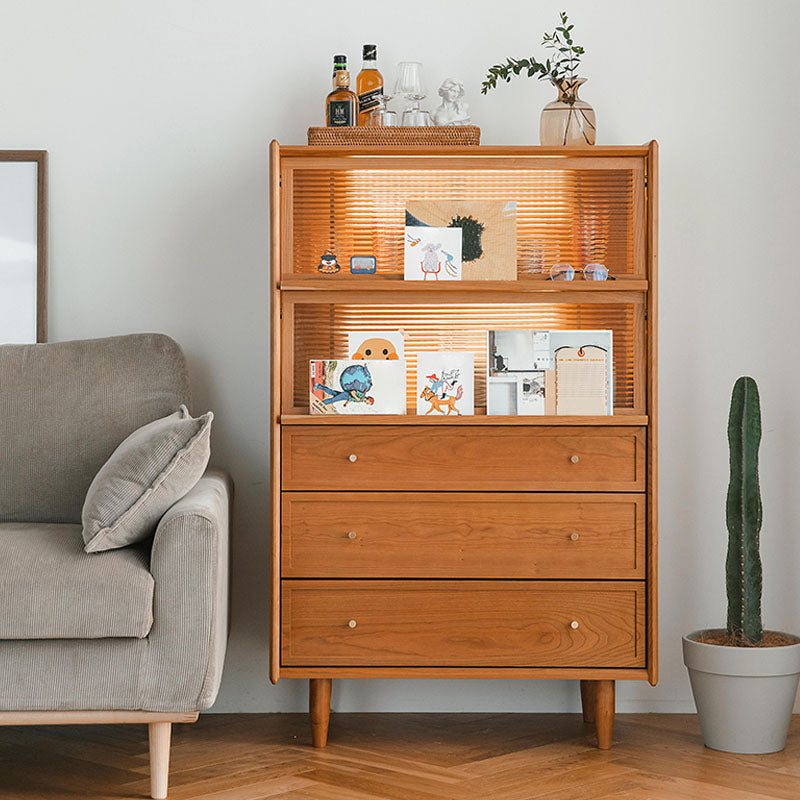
[284, 162, 645, 281]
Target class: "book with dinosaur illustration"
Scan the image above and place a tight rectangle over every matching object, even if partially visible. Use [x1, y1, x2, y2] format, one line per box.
[309, 359, 406, 415]
[415, 352, 474, 416]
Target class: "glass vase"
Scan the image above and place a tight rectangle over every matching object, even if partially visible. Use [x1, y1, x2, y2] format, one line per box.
[540, 78, 596, 146]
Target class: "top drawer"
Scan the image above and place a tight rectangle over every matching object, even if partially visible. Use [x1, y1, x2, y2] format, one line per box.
[282, 426, 645, 492]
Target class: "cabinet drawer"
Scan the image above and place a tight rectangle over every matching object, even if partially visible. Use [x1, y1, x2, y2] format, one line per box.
[282, 580, 645, 668]
[282, 492, 645, 579]
[282, 426, 646, 492]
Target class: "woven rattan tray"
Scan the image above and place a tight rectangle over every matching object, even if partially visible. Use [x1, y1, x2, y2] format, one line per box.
[307, 126, 481, 146]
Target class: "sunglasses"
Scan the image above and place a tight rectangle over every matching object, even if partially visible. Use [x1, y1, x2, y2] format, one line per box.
[547, 263, 615, 281]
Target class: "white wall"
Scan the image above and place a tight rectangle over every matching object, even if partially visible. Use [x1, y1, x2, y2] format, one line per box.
[2, 0, 799, 714]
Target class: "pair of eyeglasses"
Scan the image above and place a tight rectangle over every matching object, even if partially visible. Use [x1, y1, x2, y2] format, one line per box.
[547, 263, 615, 281]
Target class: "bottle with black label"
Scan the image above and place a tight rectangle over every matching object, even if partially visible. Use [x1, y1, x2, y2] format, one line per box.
[356, 44, 383, 125]
[326, 60, 357, 127]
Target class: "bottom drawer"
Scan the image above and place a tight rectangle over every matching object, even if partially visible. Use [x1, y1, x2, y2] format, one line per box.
[282, 580, 645, 668]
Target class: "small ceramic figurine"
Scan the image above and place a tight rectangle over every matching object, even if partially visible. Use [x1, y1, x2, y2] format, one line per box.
[433, 78, 471, 126]
[317, 250, 340, 274]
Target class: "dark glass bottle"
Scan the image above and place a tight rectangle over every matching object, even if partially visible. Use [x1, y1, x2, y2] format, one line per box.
[326, 66, 357, 127]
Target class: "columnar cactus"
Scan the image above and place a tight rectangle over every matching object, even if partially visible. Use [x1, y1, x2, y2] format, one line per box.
[725, 376, 763, 645]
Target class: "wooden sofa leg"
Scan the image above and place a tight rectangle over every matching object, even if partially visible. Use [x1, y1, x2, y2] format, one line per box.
[595, 680, 615, 750]
[148, 721, 172, 799]
[309, 678, 332, 748]
[579, 680, 596, 724]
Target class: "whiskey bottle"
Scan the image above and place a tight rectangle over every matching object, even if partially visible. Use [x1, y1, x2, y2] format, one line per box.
[326, 67, 357, 127]
[356, 44, 383, 125]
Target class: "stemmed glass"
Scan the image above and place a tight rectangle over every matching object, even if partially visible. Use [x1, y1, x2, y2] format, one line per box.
[394, 62, 432, 126]
[366, 92, 397, 127]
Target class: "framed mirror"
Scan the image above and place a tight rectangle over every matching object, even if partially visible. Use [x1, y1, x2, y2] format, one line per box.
[0, 151, 48, 343]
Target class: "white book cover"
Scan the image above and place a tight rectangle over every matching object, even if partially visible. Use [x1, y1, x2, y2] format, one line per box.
[347, 330, 405, 361]
[404, 226, 462, 281]
[416, 352, 474, 416]
[516, 372, 548, 415]
[310, 360, 406, 415]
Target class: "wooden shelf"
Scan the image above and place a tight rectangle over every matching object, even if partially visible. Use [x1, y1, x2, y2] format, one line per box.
[280, 413, 648, 426]
[280, 276, 648, 294]
[278, 144, 652, 158]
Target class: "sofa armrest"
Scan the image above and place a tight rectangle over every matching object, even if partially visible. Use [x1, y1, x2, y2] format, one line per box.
[141, 468, 232, 711]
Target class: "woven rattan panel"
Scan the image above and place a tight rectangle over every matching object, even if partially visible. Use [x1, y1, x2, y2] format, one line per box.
[292, 302, 637, 412]
[290, 169, 637, 277]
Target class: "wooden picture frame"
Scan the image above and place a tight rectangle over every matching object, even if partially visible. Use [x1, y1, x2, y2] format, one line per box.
[0, 150, 48, 343]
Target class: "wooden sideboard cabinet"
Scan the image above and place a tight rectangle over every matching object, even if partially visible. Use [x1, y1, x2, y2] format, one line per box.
[269, 142, 658, 750]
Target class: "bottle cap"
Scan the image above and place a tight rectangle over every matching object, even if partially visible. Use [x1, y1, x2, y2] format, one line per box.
[333, 54, 347, 70]
[362, 44, 377, 60]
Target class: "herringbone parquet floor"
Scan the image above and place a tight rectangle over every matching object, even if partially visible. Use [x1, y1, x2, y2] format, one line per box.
[0, 713, 798, 800]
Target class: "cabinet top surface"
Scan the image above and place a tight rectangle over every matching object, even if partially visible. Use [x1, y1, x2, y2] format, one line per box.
[273, 142, 657, 159]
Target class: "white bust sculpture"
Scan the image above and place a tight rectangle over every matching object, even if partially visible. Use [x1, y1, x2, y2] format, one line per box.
[433, 78, 471, 126]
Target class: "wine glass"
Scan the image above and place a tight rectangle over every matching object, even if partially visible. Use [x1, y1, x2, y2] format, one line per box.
[394, 62, 430, 125]
[366, 93, 398, 127]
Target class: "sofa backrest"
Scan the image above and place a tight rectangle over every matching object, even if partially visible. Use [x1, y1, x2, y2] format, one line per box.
[0, 334, 190, 524]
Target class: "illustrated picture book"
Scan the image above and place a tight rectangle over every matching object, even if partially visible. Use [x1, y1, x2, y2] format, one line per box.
[406, 200, 517, 281]
[415, 352, 475, 416]
[310, 359, 406, 415]
[347, 330, 405, 361]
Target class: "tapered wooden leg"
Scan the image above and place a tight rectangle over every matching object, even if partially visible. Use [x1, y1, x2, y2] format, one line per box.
[309, 678, 332, 748]
[148, 722, 171, 799]
[594, 680, 615, 749]
[579, 680, 596, 724]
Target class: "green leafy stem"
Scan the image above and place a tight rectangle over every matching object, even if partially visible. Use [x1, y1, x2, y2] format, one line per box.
[481, 11, 585, 95]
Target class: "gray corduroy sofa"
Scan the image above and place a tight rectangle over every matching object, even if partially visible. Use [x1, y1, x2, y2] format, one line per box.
[0, 333, 231, 799]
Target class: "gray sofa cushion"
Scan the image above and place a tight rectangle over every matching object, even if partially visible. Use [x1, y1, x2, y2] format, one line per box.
[0, 523, 154, 639]
[82, 406, 213, 553]
[0, 334, 190, 525]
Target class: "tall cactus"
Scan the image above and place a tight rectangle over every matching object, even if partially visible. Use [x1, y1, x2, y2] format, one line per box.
[725, 376, 763, 645]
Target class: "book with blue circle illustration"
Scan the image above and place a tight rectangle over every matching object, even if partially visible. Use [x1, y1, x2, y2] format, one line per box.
[310, 359, 406, 415]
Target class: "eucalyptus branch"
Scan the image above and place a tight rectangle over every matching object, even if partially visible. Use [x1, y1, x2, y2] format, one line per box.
[481, 11, 585, 95]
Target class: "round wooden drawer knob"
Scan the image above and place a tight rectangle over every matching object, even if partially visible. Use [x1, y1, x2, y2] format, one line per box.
[570, 532, 580, 541]
[570, 620, 580, 629]
[570, 455, 580, 464]
[347, 531, 357, 540]
[348, 453, 358, 463]
[348, 619, 357, 628]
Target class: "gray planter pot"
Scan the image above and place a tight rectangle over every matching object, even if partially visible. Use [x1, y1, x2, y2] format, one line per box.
[683, 630, 800, 753]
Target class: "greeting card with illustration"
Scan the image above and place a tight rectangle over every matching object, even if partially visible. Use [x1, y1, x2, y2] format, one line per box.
[347, 330, 405, 361]
[310, 359, 406, 415]
[404, 226, 462, 281]
[416, 352, 474, 416]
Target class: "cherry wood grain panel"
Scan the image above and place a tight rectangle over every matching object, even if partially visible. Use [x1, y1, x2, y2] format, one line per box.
[282, 492, 645, 579]
[282, 426, 646, 492]
[281, 413, 648, 426]
[282, 580, 645, 668]
[270, 140, 282, 684]
[646, 139, 659, 685]
[279, 666, 649, 679]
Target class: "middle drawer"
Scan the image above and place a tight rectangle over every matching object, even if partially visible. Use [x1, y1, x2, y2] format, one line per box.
[282, 492, 645, 579]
